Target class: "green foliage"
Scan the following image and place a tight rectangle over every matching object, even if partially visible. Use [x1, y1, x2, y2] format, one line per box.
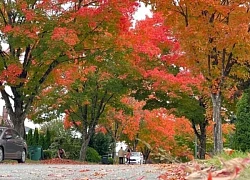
[33, 128, 39, 145]
[86, 147, 101, 163]
[203, 151, 248, 169]
[43, 150, 53, 159]
[40, 119, 68, 140]
[49, 135, 82, 160]
[66, 145, 81, 160]
[27, 129, 33, 146]
[135, 90, 205, 124]
[42, 118, 85, 160]
[39, 135, 45, 149]
[173, 94, 205, 124]
[89, 132, 112, 156]
[44, 129, 51, 150]
[108, 157, 114, 164]
[233, 89, 250, 152]
[49, 136, 66, 150]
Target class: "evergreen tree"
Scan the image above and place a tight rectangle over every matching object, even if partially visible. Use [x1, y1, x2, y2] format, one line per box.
[33, 128, 39, 146]
[234, 89, 250, 151]
[44, 129, 51, 150]
[89, 132, 112, 156]
[27, 129, 33, 146]
[39, 134, 45, 149]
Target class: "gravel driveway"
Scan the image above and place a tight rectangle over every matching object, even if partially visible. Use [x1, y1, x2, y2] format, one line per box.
[0, 164, 166, 180]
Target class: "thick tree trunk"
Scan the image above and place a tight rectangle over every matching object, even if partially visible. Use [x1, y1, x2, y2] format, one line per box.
[79, 136, 91, 161]
[12, 117, 26, 139]
[142, 146, 151, 163]
[192, 121, 207, 160]
[3, 96, 26, 139]
[211, 92, 223, 154]
[198, 127, 206, 159]
[112, 139, 116, 159]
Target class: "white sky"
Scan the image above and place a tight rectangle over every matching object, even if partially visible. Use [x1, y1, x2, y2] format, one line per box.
[133, 2, 152, 20]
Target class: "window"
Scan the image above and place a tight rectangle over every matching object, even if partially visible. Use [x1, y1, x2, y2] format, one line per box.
[4, 129, 12, 139]
[11, 130, 20, 139]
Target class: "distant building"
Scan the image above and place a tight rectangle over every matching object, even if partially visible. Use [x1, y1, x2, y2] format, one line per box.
[0, 106, 13, 127]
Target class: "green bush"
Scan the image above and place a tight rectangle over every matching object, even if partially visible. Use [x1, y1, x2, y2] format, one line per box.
[233, 89, 250, 151]
[65, 145, 81, 160]
[108, 157, 113, 164]
[89, 132, 112, 156]
[86, 147, 101, 163]
[43, 150, 53, 159]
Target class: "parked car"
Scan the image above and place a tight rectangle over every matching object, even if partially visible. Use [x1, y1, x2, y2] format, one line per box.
[0, 126, 27, 163]
[128, 152, 144, 164]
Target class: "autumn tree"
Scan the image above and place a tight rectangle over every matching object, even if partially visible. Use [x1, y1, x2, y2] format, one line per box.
[102, 96, 194, 162]
[101, 107, 131, 158]
[141, 0, 250, 154]
[0, 0, 140, 138]
[89, 132, 112, 156]
[63, 68, 132, 161]
[30, 9, 187, 161]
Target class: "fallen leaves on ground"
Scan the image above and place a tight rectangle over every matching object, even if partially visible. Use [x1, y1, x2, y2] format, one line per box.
[41, 158, 86, 164]
[158, 157, 250, 180]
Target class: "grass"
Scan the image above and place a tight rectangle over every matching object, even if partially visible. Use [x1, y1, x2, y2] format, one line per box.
[202, 151, 249, 168]
[197, 151, 250, 179]
[2, 159, 41, 164]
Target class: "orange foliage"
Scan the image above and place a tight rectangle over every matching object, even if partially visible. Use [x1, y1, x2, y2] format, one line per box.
[51, 27, 79, 46]
[103, 96, 195, 159]
[0, 64, 23, 85]
[63, 112, 81, 129]
[52, 62, 96, 88]
[206, 121, 235, 143]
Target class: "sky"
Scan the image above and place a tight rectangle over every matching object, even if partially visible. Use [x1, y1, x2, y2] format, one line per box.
[133, 2, 152, 21]
[0, 2, 152, 129]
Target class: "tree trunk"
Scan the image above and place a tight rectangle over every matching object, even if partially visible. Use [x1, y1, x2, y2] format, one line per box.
[197, 120, 207, 159]
[79, 136, 91, 161]
[198, 129, 206, 159]
[211, 92, 223, 154]
[142, 146, 151, 164]
[112, 139, 116, 159]
[12, 118, 26, 139]
[6, 103, 26, 138]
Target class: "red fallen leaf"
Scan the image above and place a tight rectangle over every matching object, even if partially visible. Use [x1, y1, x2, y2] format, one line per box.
[41, 158, 86, 164]
[235, 166, 241, 174]
[241, 157, 250, 164]
[207, 172, 212, 180]
[136, 176, 145, 180]
[92, 172, 106, 177]
[79, 169, 90, 172]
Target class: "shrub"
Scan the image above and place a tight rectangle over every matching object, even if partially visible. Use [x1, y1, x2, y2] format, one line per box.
[86, 147, 101, 163]
[43, 150, 53, 159]
[108, 157, 114, 164]
[233, 89, 250, 151]
[89, 132, 112, 156]
[65, 145, 81, 160]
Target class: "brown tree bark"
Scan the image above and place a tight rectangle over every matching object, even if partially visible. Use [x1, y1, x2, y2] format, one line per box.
[211, 92, 223, 154]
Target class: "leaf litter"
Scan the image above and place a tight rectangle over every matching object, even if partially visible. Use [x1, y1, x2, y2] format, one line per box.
[158, 156, 250, 180]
